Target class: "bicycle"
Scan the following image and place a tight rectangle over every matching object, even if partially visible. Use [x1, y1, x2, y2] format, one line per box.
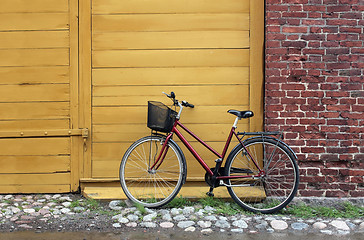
[119, 92, 299, 213]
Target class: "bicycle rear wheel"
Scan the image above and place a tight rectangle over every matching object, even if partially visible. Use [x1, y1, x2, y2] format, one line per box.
[119, 135, 186, 208]
[224, 137, 299, 214]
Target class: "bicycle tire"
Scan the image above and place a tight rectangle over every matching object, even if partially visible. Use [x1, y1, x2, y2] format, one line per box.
[119, 135, 186, 208]
[224, 137, 299, 214]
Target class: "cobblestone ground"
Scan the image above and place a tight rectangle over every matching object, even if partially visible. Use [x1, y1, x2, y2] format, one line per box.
[0, 194, 363, 235]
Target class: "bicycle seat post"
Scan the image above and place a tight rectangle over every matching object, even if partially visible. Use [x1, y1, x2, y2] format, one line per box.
[233, 116, 241, 129]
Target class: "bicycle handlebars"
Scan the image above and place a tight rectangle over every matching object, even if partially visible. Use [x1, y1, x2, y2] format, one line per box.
[163, 91, 194, 108]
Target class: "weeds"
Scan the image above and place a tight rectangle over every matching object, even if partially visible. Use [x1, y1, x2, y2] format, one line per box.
[134, 202, 147, 215]
[166, 196, 192, 208]
[281, 202, 364, 219]
[84, 198, 100, 210]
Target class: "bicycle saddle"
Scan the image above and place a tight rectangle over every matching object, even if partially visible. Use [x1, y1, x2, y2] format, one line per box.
[227, 110, 254, 119]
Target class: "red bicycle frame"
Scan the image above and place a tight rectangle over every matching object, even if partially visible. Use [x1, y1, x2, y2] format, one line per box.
[150, 119, 265, 181]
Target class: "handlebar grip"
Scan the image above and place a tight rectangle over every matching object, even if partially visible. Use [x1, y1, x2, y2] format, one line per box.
[182, 101, 194, 108]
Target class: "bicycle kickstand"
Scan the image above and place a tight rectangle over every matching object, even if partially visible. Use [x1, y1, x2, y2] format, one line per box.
[206, 187, 214, 197]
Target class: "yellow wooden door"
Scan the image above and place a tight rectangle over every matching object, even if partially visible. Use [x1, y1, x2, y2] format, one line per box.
[80, 0, 264, 192]
[0, 0, 82, 193]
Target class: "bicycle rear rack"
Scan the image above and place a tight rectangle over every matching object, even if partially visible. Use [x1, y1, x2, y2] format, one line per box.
[237, 131, 281, 136]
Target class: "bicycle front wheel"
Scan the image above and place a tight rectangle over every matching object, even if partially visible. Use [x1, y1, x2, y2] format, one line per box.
[224, 137, 299, 214]
[119, 135, 186, 208]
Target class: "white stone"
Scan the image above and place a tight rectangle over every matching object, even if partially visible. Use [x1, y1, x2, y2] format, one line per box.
[183, 207, 195, 215]
[112, 223, 121, 228]
[160, 222, 174, 228]
[177, 221, 195, 229]
[143, 213, 157, 222]
[4, 195, 13, 200]
[232, 220, 248, 229]
[215, 220, 230, 228]
[231, 229, 244, 233]
[185, 226, 196, 232]
[330, 220, 350, 231]
[204, 215, 217, 221]
[62, 202, 72, 208]
[112, 214, 129, 224]
[162, 213, 172, 221]
[60, 208, 71, 214]
[127, 214, 139, 222]
[23, 209, 36, 214]
[320, 230, 333, 235]
[270, 220, 288, 230]
[126, 222, 138, 228]
[196, 209, 205, 216]
[140, 222, 157, 228]
[197, 221, 212, 228]
[118, 217, 129, 224]
[359, 222, 364, 230]
[173, 215, 186, 221]
[291, 222, 309, 230]
[313, 222, 327, 230]
[204, 206, 215, 212]
[201, 228, 213, 234]
[10, 207, 21, 214]
[59, 197, 72, 202]
[171, 208, 181, 216]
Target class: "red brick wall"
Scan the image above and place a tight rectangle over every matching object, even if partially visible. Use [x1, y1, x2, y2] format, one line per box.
[265, 0, 364, 197]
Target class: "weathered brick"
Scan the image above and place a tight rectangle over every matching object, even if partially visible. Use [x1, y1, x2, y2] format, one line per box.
[266, 0, 363, 197]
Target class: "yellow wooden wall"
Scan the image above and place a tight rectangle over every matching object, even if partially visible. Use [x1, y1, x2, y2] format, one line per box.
[0, 0, 79, 193]
[0, 0, 264, 194]
[89, 0, 263, 181]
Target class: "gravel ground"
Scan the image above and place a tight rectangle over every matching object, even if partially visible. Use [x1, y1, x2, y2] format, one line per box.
[0, 194, 363, 235]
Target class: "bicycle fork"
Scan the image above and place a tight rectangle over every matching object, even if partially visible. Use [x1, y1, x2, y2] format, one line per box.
[148, 135, 172, 172]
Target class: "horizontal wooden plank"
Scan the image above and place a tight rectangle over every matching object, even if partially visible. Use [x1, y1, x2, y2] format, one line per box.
[92, 140, 241, 162]
[93, 105, 249, 124]
[83, 183, 264, 201]
[93, 14, 249, 32]
[92, 140, 241, 178]
[0, 0, 68, 13]
[0, 173, 70, 185]
[0, 119, 69, 131]
[0, 102, 69, 120]
[92, 85, 249, 106]
[93, 49, 249, 68]
[0, 184, 70, 193]
[0, 31, 69, 49]
[92, 67, 249, 86]
[93, 31, 249, 50]
[0, 13, 69, 31]
[0, 84, 69, 103]
[93, 0, 249, 14]
[0, 156, 70, 174]
[93, 123, 249, 143]
[0, 49, 69, 67]
[0, 66, 69, 85]
[0, 137, 70, 156]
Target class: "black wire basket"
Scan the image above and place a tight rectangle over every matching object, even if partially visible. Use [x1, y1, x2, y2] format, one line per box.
[147, 101, 177, 133]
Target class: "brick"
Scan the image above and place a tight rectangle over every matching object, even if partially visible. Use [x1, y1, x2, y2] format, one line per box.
[265, 0, 363, 197]
[299, 190, 325, 197]
[325, 190, 348, 198]
[282, 26, 308, 33]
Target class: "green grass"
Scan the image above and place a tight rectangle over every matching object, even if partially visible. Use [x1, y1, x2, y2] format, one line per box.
[166, 196, 192, 208]
[84, 198, 100, 210]
[281, 202, 364, 219]
[165, 196, 364, 219]
[198, 196, 251, 216]
[69, 200, 81, 208]
[134, 202, 147, 215]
